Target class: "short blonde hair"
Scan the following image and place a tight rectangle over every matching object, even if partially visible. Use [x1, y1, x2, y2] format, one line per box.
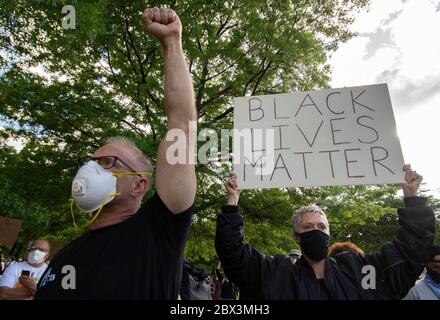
[291, 204, 328, 233]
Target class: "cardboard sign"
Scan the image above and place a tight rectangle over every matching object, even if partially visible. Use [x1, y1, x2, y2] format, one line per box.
[0, 216, 23, 247]
[233, 84, 404, 189]
[48, 241, 68, 260]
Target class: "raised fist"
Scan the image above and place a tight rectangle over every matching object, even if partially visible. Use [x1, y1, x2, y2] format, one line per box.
[225, 172, 240, 205]
[142, 7, 181, 44]
[402, 164, 423, 197]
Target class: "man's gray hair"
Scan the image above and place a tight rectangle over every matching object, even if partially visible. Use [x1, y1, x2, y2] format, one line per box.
[105, 136, 154, 187]
[291, 204, 328, 233]
[28, 239, 51, 251]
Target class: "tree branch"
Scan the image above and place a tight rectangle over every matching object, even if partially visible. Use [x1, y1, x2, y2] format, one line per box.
[200, 84, 233, 111]
[251, 60, 273, 95]
[196, 61, 209, 111]
[123, 15, 147, 83]
[242, 59, 267, 96]
[213, 106, 233, 121]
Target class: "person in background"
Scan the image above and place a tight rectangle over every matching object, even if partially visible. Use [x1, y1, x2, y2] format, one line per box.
[0, 240, 50, 300]
[180, 259, 212, 300]
[404, 245, 440, 300]
[328, 242, 364, 258]
[212, 267, 236, 300]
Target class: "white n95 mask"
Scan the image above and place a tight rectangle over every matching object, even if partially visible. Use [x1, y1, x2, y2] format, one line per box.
[71, 160, 119, 213]
[69, 160, 151, 227]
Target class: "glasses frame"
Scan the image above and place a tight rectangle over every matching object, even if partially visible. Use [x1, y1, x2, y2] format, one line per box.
[28, 247, 49, 253]
[80, 155, 144, 177]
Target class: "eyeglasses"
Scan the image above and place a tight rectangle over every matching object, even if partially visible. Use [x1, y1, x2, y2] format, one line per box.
[79, 156, 145, 177]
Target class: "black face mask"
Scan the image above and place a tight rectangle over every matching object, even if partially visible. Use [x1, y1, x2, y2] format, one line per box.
[298, 229, 329, 261]
[426, 267, 440, 284]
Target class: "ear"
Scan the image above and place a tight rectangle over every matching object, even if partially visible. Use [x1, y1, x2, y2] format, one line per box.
[131, 177, 149, 197]
[293, 232, 300, 244]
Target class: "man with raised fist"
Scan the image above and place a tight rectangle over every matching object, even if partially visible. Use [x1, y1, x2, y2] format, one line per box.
[35, 6, 196, 300]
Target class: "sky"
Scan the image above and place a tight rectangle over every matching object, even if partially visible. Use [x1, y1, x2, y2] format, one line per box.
[329, 0, 440, 194]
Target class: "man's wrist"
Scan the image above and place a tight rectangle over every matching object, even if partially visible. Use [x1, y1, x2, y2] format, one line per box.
[160, 35, 182, 51]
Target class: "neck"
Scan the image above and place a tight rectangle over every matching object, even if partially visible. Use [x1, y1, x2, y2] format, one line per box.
[89, 199, 141, 230]
[304, 256, 326, 279]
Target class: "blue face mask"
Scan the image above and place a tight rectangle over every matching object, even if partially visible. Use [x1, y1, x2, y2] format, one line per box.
[427, 267, 440, 284]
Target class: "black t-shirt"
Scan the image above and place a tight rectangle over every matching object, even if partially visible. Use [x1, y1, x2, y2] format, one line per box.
[35, 192, 193, 300]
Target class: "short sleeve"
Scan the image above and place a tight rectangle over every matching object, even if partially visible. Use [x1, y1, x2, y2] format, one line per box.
[143, 192, 193, 256]
[0, 263, 19, 288]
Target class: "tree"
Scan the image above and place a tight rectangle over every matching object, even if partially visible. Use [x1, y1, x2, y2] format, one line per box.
[3, 0, 438, 267]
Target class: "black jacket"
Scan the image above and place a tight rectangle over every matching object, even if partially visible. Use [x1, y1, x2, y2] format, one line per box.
[215, 197, 435, 300]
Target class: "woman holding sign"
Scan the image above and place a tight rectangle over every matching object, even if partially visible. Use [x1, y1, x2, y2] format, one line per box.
[215, 165, 435, 299]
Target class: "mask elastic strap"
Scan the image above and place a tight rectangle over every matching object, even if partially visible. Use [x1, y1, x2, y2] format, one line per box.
[70, 197, 78, 228]
[86, 192, 121, 226]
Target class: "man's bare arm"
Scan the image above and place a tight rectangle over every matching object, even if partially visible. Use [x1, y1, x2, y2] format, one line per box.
[0, 286, 32, 300]
[142, 7, 197, 213]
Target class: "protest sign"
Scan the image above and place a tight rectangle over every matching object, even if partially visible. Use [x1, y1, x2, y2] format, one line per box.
[233, 84, 404, 189]
[0, 216, 23, 247]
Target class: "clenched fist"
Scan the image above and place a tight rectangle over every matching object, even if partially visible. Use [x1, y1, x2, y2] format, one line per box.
[402, 164, 423, 197]
[225, 172, 240, 206]
[142, 7, 181, 45]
